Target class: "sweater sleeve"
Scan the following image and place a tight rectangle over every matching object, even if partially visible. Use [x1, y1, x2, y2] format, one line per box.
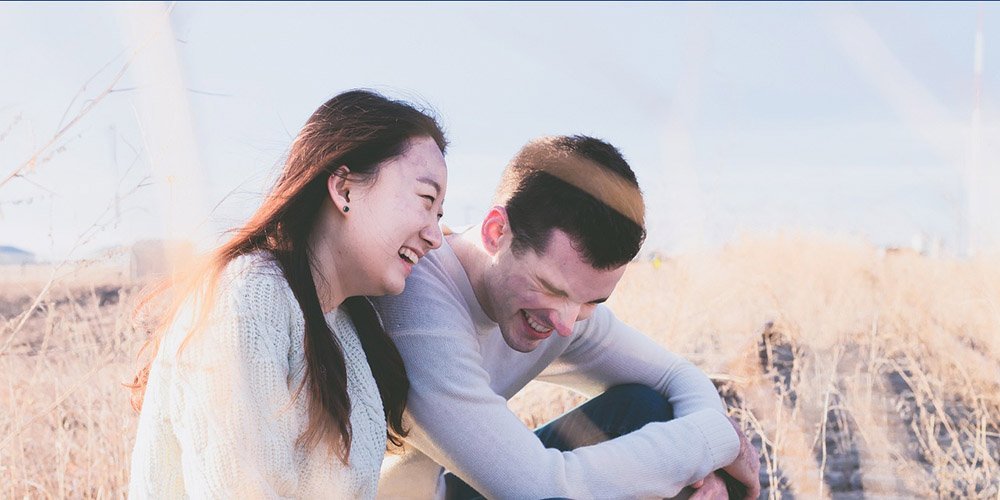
[395, 320, 740, 499]
[541, 305, 731, 415]
[165, 267, 301, 499]
[540, 304, 740, 464]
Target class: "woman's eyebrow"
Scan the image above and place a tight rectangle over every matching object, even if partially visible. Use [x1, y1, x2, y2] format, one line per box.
[417, 176, 441, 196]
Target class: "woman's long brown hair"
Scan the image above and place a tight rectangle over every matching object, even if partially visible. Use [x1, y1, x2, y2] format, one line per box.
[128, 89, 447, 461]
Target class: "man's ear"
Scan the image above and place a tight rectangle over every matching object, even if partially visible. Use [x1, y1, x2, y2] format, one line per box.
[481, 206, 510, 255]
[327, 166, 353, 213]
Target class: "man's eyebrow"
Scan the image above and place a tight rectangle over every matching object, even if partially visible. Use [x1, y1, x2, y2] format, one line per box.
[536, 276, 568, 298]
[417, 176, 441, 196]
[537, 275, 609, 304]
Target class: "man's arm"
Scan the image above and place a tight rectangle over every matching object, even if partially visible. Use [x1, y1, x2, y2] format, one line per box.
[538, 305, 727, 417]
[539, 305, 758, 496]
[393, 327, 740, 499]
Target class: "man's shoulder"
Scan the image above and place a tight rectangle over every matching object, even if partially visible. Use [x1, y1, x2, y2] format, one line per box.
[372, 244, 476, 338]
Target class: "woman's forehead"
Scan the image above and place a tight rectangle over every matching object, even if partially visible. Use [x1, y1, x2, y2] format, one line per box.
[389, 137, 447, 181]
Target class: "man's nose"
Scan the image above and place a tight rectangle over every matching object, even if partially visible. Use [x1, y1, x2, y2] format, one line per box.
[545, 306, 579, 337]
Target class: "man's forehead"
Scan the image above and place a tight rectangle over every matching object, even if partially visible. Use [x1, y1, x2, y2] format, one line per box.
[529, 231, 626, 298]
[533, 230, 605, 268]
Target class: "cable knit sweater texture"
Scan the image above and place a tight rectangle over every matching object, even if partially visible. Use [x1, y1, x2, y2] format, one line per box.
[372, 239, 740, 499]
[129, 252, 386, 499]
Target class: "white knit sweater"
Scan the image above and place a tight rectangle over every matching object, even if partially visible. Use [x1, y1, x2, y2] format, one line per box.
[129, 252, 386, 499]
[373, 239, 740, 499]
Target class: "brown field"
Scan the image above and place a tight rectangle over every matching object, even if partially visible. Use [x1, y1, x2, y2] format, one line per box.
[2, 234, 998, 498]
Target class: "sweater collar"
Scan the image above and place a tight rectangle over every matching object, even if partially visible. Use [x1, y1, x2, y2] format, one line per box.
[439, 238, 496, 336]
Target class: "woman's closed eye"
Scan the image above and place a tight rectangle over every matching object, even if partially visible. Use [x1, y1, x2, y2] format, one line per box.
[421, 194, 444, 219]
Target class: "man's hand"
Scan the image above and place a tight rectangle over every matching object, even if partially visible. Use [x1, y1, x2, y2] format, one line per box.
[722, 416, 761, 500]
[689, 472, 728, 500]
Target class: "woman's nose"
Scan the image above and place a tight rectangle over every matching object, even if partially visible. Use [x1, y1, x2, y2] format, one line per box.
[421, 222, 443, 250]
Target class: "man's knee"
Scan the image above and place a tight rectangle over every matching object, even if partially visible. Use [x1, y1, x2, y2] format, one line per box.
[534, 384, 675, 452]
[604, 383, 662, 400]
[602, 384, 674, 422]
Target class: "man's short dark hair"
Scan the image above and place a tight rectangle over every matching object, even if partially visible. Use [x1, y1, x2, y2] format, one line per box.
[494, 135, 646, 269]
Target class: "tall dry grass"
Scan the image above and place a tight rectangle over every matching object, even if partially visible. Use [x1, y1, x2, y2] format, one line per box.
[1, 263, 137, 498]
[2, 233, 998, 498]
[512, 233, 1000, 499]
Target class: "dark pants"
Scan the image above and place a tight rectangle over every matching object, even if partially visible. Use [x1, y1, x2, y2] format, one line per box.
[444, 384, 673, 500]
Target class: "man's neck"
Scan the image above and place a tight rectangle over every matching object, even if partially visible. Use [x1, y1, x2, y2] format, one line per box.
[447, 230, 498, 323]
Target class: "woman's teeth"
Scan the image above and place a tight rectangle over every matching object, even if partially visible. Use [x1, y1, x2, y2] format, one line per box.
[399, 247, 418, 265]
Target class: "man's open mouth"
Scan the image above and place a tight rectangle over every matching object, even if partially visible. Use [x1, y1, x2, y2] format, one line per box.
[521, 310, 552, 334]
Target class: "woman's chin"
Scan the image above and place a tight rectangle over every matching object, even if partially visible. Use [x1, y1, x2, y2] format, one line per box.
[379, 277, 406, 297]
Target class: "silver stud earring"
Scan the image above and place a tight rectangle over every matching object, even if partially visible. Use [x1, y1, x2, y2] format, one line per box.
[343, 205, 350, 212]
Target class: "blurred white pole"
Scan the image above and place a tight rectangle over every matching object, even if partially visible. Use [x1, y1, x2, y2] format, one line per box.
[116, 2, 210, 255]
[966, 4, 984, 255]
[652, 4, 712, 255]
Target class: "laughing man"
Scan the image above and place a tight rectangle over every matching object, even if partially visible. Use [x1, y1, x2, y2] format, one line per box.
[373, 135, 760, 499]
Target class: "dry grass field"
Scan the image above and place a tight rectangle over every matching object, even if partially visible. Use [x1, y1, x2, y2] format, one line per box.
[2, 233, 998, 498]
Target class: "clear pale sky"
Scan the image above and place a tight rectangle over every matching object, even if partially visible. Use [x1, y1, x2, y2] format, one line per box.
[2, 2, 999, 261]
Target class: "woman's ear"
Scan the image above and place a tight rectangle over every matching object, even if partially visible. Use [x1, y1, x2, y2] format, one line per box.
[327, 166, 353, 213]
[481, 206, 510, 255]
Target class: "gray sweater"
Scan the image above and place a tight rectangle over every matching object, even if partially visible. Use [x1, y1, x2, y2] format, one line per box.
[373, 240, 739, 499]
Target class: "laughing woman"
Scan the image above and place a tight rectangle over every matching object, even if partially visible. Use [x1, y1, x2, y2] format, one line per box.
[128, 90, 448, 498]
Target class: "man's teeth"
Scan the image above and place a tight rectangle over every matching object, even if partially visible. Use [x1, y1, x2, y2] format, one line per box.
[522, 310, 551, 333]
[399, 248, 418, 265]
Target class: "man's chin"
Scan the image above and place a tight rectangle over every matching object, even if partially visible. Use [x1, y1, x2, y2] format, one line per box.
[508, 341, 537, 354]
[500, 329, 540, 353]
